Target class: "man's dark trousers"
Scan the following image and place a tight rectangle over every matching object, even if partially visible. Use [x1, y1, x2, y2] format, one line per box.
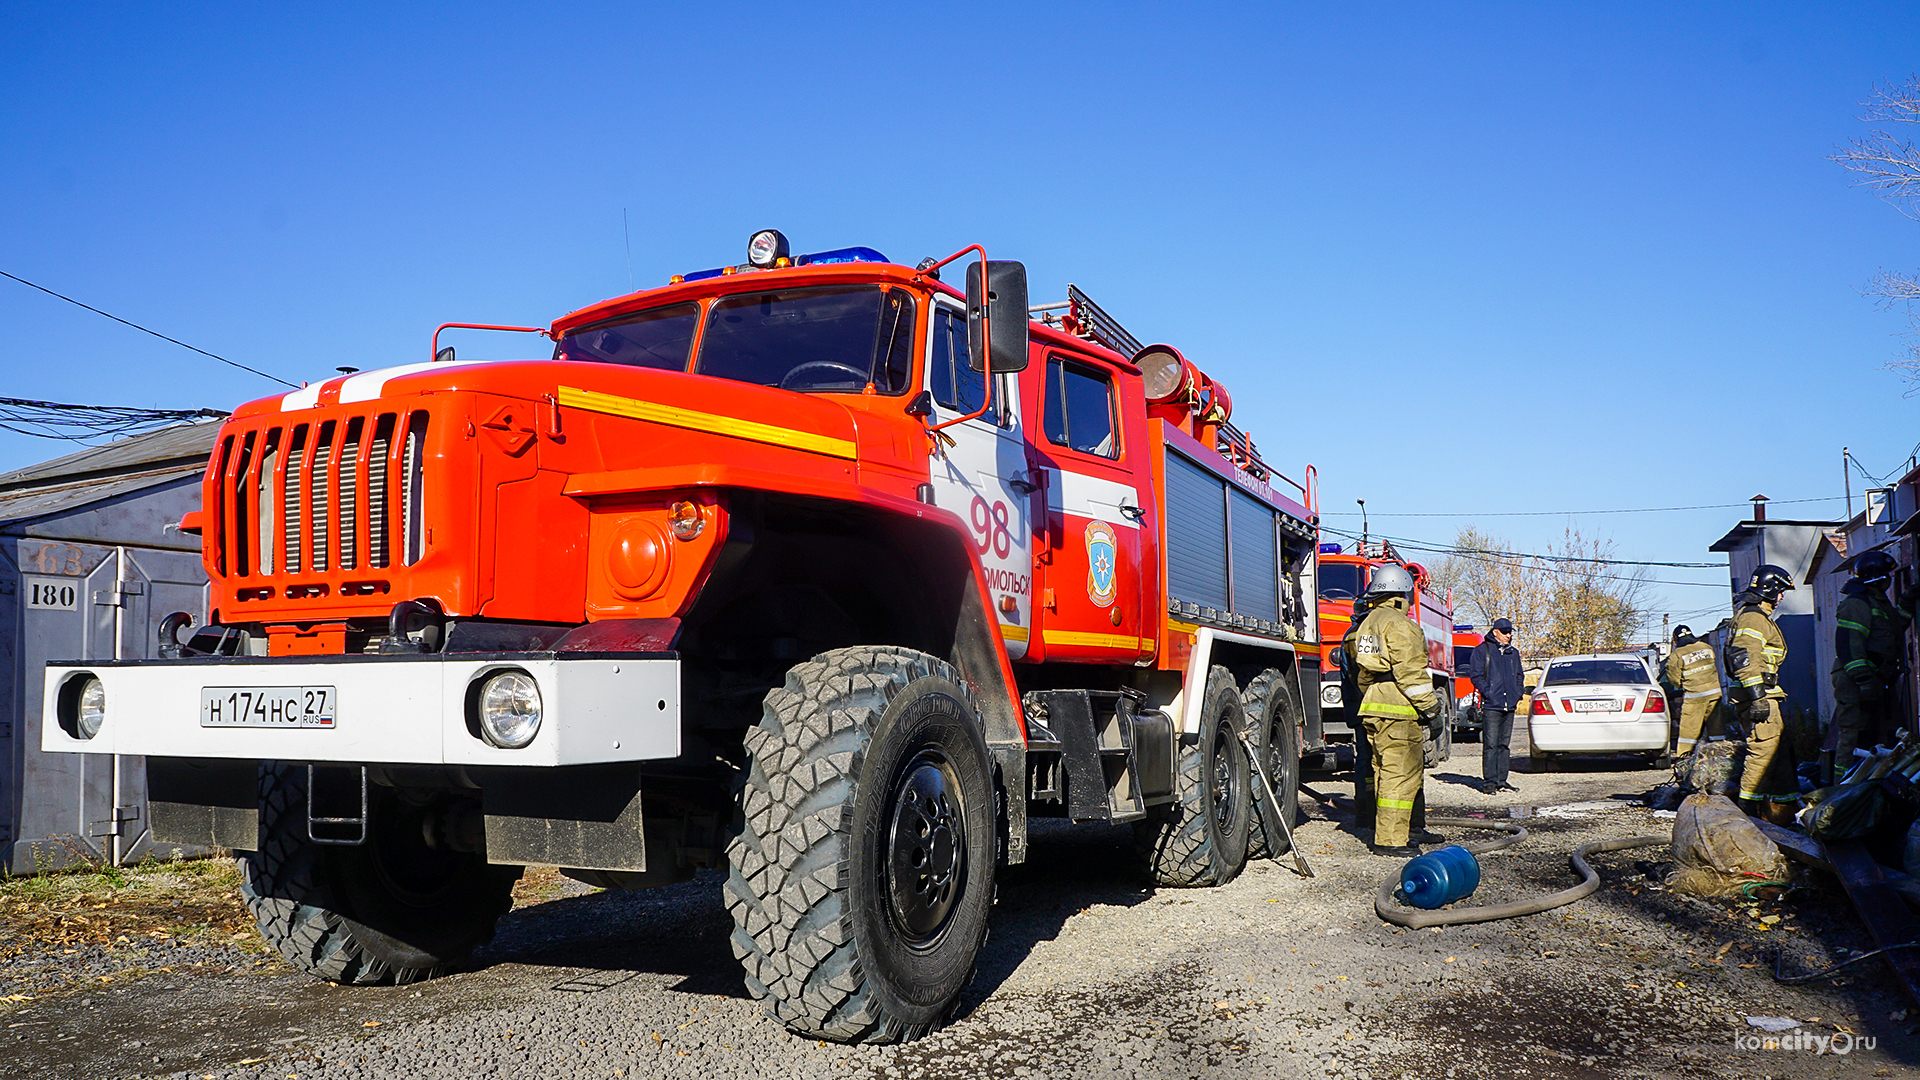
[1482, 708, 1515, 785]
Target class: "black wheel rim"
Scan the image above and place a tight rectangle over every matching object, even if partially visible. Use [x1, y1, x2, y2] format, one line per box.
[886, 750, 967, 948]
[1211, 720, 1237, 832]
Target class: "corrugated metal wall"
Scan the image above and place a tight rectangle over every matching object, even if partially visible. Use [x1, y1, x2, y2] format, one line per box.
[1165, 453, 1228, 611]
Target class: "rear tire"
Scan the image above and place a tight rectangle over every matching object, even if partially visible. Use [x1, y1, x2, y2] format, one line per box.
[1135, 666, 1252, 887]
[1535, 751, 1559, 773]
[1242, 668, 1302, 859]
[238, 764, 519, 986]
[726, 647, 996, 1044]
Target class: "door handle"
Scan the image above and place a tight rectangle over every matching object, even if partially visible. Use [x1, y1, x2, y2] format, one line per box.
[1119, 504, 1145, 521]
[1006, 474, 1037, 494]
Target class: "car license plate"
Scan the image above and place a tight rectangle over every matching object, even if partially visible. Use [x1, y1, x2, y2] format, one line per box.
[1572, 699, 1614, 713]
[200, 686, 337, 728]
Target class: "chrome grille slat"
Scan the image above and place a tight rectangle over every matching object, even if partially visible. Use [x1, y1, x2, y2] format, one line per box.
[401, 414, 426, 566]
[368, 416, 392, 569]
[311, 426, 333, 572]
[282, 426, 306, 573]
[339, 418, 362, 571]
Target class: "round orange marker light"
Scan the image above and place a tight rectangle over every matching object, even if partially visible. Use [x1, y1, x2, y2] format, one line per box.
[668, 500, 704, 541]
[608, 519, 671, 600]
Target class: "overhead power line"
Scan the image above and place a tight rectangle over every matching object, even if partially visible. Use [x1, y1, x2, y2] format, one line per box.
[0, 397, 227, 443]
[1323, 525, 1723, 569]
[1318, 525, 1730, 590]
[0, 269, 298, 389]
[1318, 495, 1843, 518]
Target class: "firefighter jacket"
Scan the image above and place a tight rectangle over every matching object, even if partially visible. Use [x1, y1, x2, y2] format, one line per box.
[1665, 636, 1720, 698]
[1729, 598, 1786, 702]
[1833, 578, 1910, 688]
[1347, 596, 1437, 720]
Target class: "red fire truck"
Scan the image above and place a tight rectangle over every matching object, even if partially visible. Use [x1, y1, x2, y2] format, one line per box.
[1453, 626, 1484, 739]
[41, 234, 1321, 1044]
[1312, 544, 1455, 765]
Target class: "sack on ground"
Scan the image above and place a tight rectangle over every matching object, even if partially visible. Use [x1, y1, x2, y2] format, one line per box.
[1676, 740, 1742, 797]
[1667, 793, 1792, 897]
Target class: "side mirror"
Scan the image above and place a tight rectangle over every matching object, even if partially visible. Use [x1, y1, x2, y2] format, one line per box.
[435, 346, 456, 363]
[966, 261, 1029, 374]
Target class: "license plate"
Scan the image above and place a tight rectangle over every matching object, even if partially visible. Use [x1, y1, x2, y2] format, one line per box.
[1571, 699, 1614, 713]
[200, 686, 337, 728]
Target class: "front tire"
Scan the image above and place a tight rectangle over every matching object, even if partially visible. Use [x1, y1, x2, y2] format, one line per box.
[726, 647, 996, 1044]
[1242, 668, 1302, 859]
[238, 764, 519, 986]
[1135, 665, 1253, 887]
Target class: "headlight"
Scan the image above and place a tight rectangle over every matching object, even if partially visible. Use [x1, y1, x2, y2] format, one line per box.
[1320, 683, 1342, 708]
[65, 676, 106, 740]
[477, 671, 542, 749]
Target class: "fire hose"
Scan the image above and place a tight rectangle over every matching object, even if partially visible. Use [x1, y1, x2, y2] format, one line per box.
[1300, 785, 1667, 927]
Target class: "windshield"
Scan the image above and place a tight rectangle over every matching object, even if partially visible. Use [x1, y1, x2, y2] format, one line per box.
[554, 303, 700, 370]
[1318, 564, 1363, 601]
[1540, 659, 1650, 686]
[700, 286, 915, 393]
[552, 285, 916, 395]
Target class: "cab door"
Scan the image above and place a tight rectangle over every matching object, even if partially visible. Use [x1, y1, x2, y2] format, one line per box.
[1028, 352, 1151, 662]
[924, 299, 1034, 659]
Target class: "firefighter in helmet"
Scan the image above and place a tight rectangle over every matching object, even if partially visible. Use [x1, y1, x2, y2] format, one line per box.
[1730, 564, 1796, 815]
[1830, 549, 1912, 779]
[1664, 623, 1720, 761]
[1347, 564, 1440, 856]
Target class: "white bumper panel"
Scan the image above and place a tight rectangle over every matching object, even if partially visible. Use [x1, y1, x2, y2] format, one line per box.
[42, 656, 681, 766]
[1527, 716, 1666, 753]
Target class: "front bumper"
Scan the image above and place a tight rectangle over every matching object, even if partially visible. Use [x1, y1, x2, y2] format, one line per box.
[42, 652, 681, 767]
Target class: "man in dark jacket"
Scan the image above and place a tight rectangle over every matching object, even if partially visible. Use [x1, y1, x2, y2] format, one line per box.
[1468, 618, 1524, 794]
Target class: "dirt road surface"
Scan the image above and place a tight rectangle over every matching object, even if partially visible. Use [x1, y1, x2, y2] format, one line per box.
[8, 747, 1920, 1079]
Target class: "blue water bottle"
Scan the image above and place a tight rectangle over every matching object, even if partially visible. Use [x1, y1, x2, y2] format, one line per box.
[1400, 844, 1481, 909]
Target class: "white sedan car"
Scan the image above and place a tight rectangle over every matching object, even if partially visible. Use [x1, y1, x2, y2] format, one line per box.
[1526, 653, 1670, 770]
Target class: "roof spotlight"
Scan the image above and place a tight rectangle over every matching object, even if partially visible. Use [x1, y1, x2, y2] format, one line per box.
[747, 229, 790, 269]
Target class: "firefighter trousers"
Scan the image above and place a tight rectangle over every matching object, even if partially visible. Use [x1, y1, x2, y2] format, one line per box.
[1361, 714, 1425, 848]
[1830, 672, 1893, 777]
[1675, 694, 1719, 756]
[1738, 698, 1797, 804]
[1353, 714, 1425, 832]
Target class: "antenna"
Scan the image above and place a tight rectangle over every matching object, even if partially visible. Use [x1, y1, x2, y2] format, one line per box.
[622, 209, 634, 293]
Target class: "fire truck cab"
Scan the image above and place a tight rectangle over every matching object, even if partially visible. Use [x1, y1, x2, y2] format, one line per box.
[40, 234, 1320, 1044]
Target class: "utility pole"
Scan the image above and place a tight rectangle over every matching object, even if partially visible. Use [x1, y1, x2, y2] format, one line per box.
[1357, 498, 1368, 555]
[1845, 446, 1853, 519]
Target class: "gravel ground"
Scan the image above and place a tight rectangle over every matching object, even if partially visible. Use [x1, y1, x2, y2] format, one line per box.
[9, 748, 1920, 1079]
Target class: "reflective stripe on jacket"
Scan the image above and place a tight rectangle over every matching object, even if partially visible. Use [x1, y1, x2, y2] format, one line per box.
[1350, 597, 1437, 719]
[1731, 602, 1786, 700]
[1664, 638, 1719, 696]
[1833, 579, 1909, 684]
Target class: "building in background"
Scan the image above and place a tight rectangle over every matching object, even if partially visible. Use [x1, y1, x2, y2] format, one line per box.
[1708, 497, 1842, 715]
[0, 421, 218, 871]
[1805, 466, 1920, 734]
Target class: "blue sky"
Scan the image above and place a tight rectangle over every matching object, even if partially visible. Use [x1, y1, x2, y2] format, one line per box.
[3, 2, 1917, 634]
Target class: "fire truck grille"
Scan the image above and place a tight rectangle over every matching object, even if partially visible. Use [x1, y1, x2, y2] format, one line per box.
[215, 411, 428, 582]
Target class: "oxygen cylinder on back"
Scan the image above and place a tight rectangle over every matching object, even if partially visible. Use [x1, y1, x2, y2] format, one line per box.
[1400, 844, 1481, 909]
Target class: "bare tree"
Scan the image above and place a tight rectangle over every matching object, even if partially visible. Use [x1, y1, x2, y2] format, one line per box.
[1534, 528, 1653, 655]
[1430, 526, 1652, 656]
[1833, 78, 1920, 391]
[1429, 525, 1551, 643]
